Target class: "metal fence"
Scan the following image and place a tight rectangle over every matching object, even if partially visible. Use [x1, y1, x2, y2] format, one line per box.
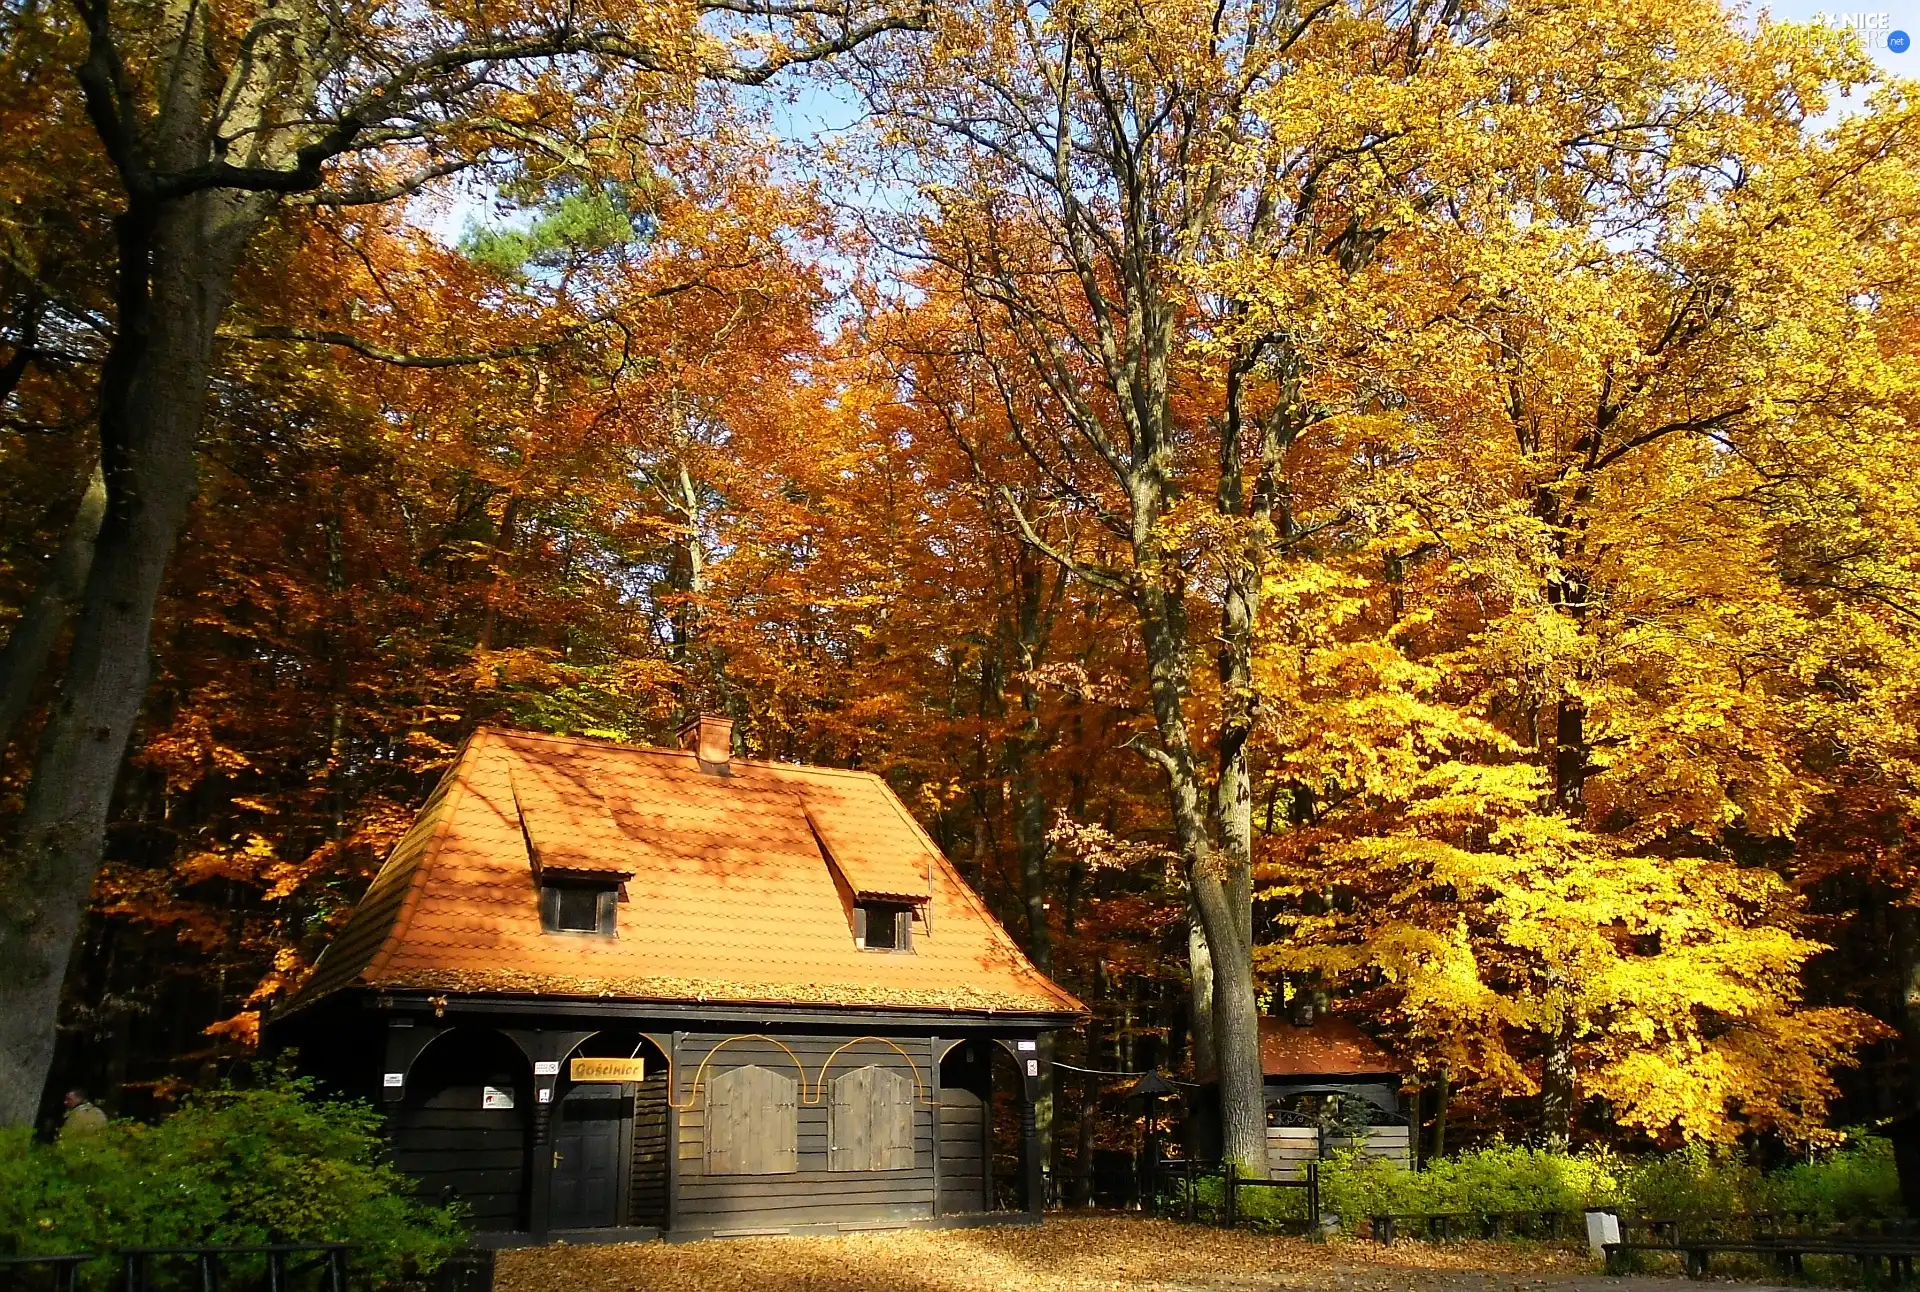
[0, 1244, 350, 1292]
[1150, 1156, 1321, 1233]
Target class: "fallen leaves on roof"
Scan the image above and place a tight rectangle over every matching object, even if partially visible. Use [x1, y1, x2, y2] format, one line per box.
[380, 967, 1077, 1015]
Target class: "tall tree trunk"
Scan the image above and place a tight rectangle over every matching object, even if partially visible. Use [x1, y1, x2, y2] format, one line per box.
[1541, 691, 1586, 1138]
[1540, 1018, 1575, 1143]
[0, 186, 263, 1125]
[1074, 1064, 1097, 1206]
[0, 463, 107, 754]
[1074, 961, 1107, 1206]
[1886, 902, 1920, 1212]
[1431, 1066, 1450, 1159]
[1553, 698, 1587, 817]
[1013, 749, 1051, 976]
[1135, 579, 1265, 1170]
[1188, 909, 1216, 1077]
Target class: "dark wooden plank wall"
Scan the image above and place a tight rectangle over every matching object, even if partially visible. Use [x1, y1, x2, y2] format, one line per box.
[388, 1088, 528, 1230]
[936, 1086, 986, 1215]
[629, 1072, 669, 1227]
[674, 1033, 937, 1233]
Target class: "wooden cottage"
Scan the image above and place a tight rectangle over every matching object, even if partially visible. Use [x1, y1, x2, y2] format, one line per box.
[271, 719, 1085, 1244]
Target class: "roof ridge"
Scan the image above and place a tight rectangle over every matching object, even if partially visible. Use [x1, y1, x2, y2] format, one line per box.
[477, 723, 891, 781]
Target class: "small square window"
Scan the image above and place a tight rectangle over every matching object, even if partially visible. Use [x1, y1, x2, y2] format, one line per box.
[855, 902, 912, 952]
[541, 883, 616, 936]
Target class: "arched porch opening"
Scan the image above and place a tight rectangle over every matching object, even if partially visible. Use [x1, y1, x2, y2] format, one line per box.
[389, 1027, 531, 1231]
[548, 1030, 670, 1231]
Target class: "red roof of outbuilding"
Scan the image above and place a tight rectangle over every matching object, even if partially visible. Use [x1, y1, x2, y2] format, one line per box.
[1260, 1015, 1403, 1078]
[287, 727, 1084, 1020]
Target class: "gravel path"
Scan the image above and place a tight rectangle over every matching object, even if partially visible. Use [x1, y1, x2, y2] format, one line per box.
[496, 1214, 1773, 1292]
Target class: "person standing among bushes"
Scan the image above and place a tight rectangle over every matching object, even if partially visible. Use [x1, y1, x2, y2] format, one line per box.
[58, 1089, 105, 1140]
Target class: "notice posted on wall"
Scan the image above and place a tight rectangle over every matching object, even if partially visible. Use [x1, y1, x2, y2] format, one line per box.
[482, 1085, 516, 1110]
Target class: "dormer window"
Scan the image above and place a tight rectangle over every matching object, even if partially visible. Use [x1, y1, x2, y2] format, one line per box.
[854, 902, 913, 952]
[540, 881, 618, 936]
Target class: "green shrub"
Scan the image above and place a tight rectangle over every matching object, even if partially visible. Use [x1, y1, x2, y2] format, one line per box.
[1760, 1138, 1902, 1222]
[1162, 1172, 1313, 1227]
[1316, 1135, 1903, 1230]
[0, 1069, 464, 1288]
[1617, 1142, 1760, 1221]
[1320, 1142, 1623, 1223]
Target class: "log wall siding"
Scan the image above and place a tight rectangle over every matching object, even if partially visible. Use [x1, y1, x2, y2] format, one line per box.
[936, 1085, 986, 1214]
[389, 1088, 528, 1229]
[674, 1033, 938, 1232]
[1349, 1124, 1411, 1165]
[629, 1072, 669, 1227]
[1265, 1126, 1318, 1179]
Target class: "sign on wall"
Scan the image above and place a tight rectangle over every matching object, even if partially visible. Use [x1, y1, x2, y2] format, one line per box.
[570, 1057, 646, 1083]
[482, 1086, 515, 1110]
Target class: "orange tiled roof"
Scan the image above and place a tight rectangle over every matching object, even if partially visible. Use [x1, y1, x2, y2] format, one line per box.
[1260, 1015, 1402, 1078]
[289, 727, 1084, 1019]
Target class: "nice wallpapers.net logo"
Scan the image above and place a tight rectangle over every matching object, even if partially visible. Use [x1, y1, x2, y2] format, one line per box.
[1812, 11, 1912, 50]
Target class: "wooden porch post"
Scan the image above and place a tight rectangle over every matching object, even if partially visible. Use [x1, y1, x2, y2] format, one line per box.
[503, 1028, 593, 1242]
[929, 1036, 942, 1219]
[667, 1031, 684, 1237]
[529, 1052, 558, 1241]
[1019, 1039, 1044, 1217]
[981, 1042, 995, 1212]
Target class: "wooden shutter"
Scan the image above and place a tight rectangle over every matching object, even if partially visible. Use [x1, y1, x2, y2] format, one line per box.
[705, 1068, 735, 1175]
[707, 1064, 797, 1175]
[764, 1066, 798, 1173]
[829, 1065, 914, 1172]
[878, 1067, 914, 1170]
[853, 904, 867, 948]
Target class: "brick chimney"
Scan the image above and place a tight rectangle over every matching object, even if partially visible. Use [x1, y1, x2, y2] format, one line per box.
[678, 713, 734, 773]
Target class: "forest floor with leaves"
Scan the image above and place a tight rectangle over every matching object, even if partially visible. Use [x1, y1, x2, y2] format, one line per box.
[495, 1214, 1764, 1292]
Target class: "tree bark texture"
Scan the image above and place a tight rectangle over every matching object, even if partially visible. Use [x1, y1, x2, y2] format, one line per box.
[1540, 1020, 1575, 1143]
[0, 187, 265, 1125]
[1135, 581, 1266, 1170]
[1188, 909, 1217, 1078]
[0, 463, 107, 754]
[1885, 904, 1920, 1211]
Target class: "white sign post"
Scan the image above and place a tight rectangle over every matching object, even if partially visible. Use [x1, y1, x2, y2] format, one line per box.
[1585, 1209, 1621, 1259]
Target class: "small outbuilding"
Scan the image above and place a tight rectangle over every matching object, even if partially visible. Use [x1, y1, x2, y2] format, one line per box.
[272, 719, 1084, 1244]
[1260, 1008, 1412, 1175]
[1182, 1007, 1413, 1175]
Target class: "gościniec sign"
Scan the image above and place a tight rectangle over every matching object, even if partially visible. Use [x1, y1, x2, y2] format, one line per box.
[570, 1056, 646, 1082]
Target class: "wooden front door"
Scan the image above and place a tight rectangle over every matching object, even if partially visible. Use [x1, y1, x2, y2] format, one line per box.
[550, 1090, 629, 1229]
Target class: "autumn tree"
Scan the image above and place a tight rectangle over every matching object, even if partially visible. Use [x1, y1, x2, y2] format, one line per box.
[0, 0, 923, 1123]
[1242, 18, 1920, 1142]
[846, 0, 1858, 1166]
